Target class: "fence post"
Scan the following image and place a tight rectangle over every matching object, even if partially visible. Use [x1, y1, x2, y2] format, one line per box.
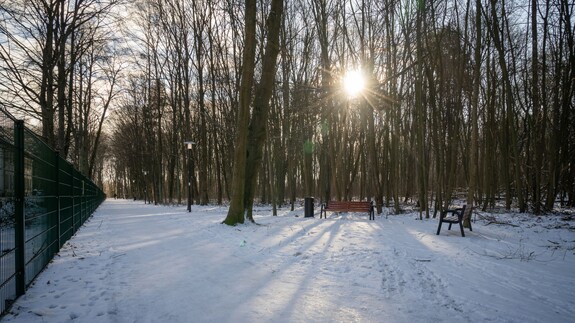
[14, 120, 25, 296]
[72, 170, 76, 233]
[55, 152, 61, 248]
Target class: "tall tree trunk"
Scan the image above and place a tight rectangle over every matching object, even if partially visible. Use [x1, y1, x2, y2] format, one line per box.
[531, 0, 542, 214]
[192, 3, 210, 205]
[415, 0, 428, 219]
[223, 0, 257, 225]
[466, 0, 481, 227]
[310, 0, 333, 205]
[560, 0, 575, 206]
[244, 0, 285, 222]
[40, 2, 57, 148]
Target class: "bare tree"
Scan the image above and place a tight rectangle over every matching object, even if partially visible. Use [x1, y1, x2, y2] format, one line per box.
[234, 0, 284, 223]
[0, 0, 118, 158]
[223, 0, 257, 225]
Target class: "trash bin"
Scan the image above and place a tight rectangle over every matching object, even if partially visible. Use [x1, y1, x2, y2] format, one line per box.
[304, 197, 314, 218]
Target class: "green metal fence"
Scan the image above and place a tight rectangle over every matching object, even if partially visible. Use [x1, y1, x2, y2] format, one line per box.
[0, 109, 105, 315]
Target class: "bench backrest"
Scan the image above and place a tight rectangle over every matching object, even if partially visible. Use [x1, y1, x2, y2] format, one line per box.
[452, 205, 473, 220]
[326, 201, 372, 212]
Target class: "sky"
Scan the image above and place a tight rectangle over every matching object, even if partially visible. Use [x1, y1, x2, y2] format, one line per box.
[1, 199, 574, 323]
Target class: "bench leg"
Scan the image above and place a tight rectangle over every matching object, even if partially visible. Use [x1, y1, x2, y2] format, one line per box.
[448, 223, 453, 231]
[436, 221, 442, 235]
[459, 221, 465, 237]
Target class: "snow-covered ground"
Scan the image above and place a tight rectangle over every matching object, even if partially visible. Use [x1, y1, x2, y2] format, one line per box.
[1, 199, 574, 323]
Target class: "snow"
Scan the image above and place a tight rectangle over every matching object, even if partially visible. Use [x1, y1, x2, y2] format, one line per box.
[1, 199, 574, 323]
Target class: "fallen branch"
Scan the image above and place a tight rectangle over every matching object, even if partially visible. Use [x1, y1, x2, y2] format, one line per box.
[485, 221, 519, 227]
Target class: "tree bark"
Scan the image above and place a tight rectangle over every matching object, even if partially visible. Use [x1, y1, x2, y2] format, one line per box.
[415, 0, 429, 219]
[223, 0, 257, 225]
[466, 0, 481, 227]
[244, 0, 285, 222]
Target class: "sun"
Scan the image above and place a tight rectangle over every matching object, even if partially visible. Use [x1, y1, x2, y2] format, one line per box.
[343, 69, 365, 98]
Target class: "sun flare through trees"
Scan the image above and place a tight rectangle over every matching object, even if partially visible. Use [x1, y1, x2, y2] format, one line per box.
[342, 69, 365, 98]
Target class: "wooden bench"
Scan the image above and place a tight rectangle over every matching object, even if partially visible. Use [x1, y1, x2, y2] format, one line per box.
[320, 201, 375, 220]
[436, 204, 473, 237]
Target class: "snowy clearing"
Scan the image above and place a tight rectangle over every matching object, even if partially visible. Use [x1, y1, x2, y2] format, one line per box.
[1, 199, 574, 323]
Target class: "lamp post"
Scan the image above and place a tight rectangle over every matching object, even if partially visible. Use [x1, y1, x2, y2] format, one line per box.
[184, 141, 195, 212]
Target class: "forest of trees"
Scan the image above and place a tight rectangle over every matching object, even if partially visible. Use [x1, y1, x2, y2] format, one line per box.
[1, 0, 574, 219]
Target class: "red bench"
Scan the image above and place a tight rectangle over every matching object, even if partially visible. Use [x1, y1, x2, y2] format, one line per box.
[320, 201, 375, 220]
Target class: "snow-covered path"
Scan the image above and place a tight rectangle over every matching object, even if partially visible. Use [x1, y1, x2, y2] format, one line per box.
[2, 199, 574, 322]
